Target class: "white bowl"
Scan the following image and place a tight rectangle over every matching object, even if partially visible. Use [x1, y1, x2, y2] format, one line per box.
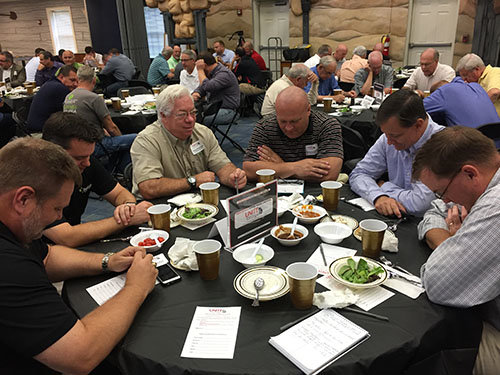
[130, 230, 169, 252]
[121, 102, 131, 109]
[270, 224, 309, 246]
[291, 204, 326, 224]
[314, 222, 352, 244]
[329, 256, 387, 289]
[177, 203, 218, 224]
[233, 243, 274, 268]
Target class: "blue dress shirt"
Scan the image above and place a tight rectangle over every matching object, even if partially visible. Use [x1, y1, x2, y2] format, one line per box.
[304, 66, 340, 95]
[349, 117, 444, 216]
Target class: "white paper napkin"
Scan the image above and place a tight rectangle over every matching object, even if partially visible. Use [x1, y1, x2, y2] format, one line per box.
[313, 289, 358, 309]
[347, 197, 375, 211]
[167, 237, 199, 271]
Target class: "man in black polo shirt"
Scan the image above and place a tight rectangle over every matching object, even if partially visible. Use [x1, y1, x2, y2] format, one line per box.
[42, 112, 152, 247]
[0, 137, 157, 374]
[243, 86, 343, 181]
[27, 65, 78, 133]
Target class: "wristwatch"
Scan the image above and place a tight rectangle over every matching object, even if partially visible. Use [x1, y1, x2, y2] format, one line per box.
[187, 176, 196, 189]
[101, 252, 114, 272]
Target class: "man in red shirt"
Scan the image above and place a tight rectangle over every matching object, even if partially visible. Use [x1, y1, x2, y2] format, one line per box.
[243, 41, 266, 70]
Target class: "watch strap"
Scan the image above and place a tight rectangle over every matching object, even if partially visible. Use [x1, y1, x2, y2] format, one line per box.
[101, 252, 114, 272]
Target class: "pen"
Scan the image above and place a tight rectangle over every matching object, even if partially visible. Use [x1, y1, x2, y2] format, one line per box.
[341, 306, 389, 321]
[280, 309, 320, 331]
[319, 243, 328, 267]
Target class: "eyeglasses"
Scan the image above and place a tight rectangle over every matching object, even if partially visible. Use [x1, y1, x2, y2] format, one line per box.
[174, 109, 198, 120]
[181, 58, 193, 62]
[434, 170, 460, 200]
[0, 59, 7, 63]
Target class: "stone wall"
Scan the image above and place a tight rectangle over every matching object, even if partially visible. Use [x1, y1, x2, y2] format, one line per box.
[206, 0, 253, 50]
[454, 0, 476, 67]
[0, 0, 90, 58]
[290, 0, 409, 67]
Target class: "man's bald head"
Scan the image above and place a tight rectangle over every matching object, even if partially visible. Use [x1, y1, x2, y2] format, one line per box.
[373, 43, 384, 53]
[368, 51, 383, 75]
[275, 86, 311, 139]
[334, 44, 348, 61]
[420, 48, 439, 76]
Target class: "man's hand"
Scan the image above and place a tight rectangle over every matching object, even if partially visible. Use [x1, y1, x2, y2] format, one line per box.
[37, 63, 44, 70]
[192, 92, 201, 101]
[195, 60, 206, 71]
[229, 168, 247, 189]
[293, 159, 331, 180]
[377, 179, 385, 187]
[124, 251, 158, 295]
[194, 171, 216, 187]
[343, 90, 357, 98]
[383, 87, 392, 94]
[374, 196, 407, 218]
[445, 205, 468, 236]
[332, 94, 345, 103]
[306, 71, 318, 83]
[415, 89, 425, 98]
[167, 72, 174, 79]
[113, 201, 152, 226]
[108, 246, 146, 273]
[257, 145, 283, 163]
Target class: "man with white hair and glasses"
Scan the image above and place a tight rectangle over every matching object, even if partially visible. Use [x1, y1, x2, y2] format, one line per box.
[130, 85, 246, 199]
[456, 53, 500, 117]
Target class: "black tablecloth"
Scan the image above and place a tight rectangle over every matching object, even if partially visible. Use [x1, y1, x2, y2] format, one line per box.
[109, 108, 157, 134]
[62, 184, 481, 375]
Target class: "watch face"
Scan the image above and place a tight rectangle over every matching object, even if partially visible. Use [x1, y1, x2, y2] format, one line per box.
[188, 177, 196, 184]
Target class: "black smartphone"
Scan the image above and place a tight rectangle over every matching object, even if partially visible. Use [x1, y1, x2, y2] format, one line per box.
[157, 262, 181, 286]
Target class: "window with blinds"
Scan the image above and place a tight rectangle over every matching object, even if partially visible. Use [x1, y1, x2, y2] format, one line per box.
[46, 7, 77, 53]
[144, 6, 167, 58]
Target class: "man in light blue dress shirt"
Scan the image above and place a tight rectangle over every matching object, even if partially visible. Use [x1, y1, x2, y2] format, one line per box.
[350, 90, 444, 217]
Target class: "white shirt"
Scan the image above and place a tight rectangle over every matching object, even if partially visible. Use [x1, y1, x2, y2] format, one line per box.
[2, 67, 12, 82]
[403, 63, 456, 91]
[24, 56, 40, 82]
[304, 54, 320, 68]
[180, 67, 199, 94]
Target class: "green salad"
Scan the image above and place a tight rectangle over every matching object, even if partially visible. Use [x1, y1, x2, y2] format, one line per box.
[182, 206, 212, 220]
[338, 258, 384, 284]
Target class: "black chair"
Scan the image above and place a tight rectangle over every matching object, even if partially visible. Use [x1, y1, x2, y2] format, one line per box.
[201, 100, 223, 129]
[340, 124, 369, 174]
[127, 80, 152, 91]
[393, 77, 408, 89]
[122, 162, 133, 192]
[118, 86, 151, 99]
[132, 69, 141, 80]
[338, 81, 354, 92]
[12, 105, 32, 137]
[476, 122, 500, 148]
[260, 69, 274, 89]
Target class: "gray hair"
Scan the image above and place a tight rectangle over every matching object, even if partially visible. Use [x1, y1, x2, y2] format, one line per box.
[319, 55, 336, 69]
[182, 49, 197, 60]
[456, 53, 485, 72]
[317, 44, 332, 56]
[161, 46, 173, 59]
[353, 45, 367, 58]
[286, 64, 310, 79]
[77, 65, 96, 83]
[156, 84, 192, 117]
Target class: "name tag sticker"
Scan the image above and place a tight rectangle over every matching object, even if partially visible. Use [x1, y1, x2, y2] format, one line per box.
[190, 141, 205, 155]
[305, 143, 318, 156]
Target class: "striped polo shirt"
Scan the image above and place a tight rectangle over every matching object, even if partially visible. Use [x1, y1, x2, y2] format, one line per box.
[244, 110, 343, 162]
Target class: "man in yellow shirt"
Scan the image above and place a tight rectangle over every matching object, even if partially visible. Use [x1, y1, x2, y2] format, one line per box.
[457, 53, 500, 116]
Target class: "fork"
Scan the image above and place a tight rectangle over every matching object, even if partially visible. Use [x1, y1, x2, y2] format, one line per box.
[388, 217, 406, 231]
[379, 256, 413, 276]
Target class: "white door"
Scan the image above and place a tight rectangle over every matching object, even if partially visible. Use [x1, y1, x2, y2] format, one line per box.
[407, 0, 459, 66]
[255, 1, 289, 79]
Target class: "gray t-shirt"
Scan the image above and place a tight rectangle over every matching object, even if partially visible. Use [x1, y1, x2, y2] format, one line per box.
[64, 87, 109, 129]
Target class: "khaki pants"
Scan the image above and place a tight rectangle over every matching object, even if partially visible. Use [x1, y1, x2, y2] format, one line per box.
[473, 322, 500, 375]
[239, 83, 265, 96]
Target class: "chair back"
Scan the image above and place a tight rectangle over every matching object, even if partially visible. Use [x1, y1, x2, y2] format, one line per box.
[201, 100, 223, 128]
[338, 81, 354, 91]
[476, 122, 500, 142]
[261, 69, 274, 89]
[127, 80, 152, 90]
[393, 77, 408, 89]
[341, 124, 369, 161]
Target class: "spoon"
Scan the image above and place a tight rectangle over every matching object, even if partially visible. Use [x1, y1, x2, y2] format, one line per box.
[288, 217, 298, 239]
[246, 237, 265, 264]
[379, 256, 413, 276]
[388, 217, 406, 231]
[252, 277, 265, 307]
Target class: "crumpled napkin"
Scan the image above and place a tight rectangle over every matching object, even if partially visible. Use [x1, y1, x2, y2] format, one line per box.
[313, 289, 359, 309]
[167, 193, 201, 207]
[167, 237, 199, 271]
[337, 173, 349, 184]
[382, 232, 399, 253]
[277, 193, 303, 216]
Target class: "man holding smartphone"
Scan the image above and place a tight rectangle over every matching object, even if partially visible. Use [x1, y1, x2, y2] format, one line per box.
[0, 138, 158, 374]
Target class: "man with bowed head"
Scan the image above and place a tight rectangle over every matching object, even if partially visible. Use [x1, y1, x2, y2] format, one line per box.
[131, 85, 246, 199]
[0, 138, 157, 374]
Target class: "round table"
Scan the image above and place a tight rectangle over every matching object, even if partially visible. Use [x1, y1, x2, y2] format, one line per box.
[63, 184, 481, 375]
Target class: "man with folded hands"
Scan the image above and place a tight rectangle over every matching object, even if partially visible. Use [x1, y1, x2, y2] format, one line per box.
[349, 89, 443, 218]
[41, 112, 152, 247]
[243, 86, 343, 182]
[0, 137, 157, 374]
[412, 126, 500, 375]
[130, 84, 246, 199]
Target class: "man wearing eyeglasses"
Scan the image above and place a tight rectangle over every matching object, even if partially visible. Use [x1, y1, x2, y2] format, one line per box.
[0, 51, 26, 88]
[412, 126, 500, 375]
[131, 85, 246, 199]
[179, 50, 199, 94]
[403, 48, 455, 97]
[304, 56, 354, 102]
[349, 90, 443, 218]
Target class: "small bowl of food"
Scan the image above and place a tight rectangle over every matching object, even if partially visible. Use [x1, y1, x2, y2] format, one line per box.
[314, 222, 352, 244]
[271, 224, 308, 246]
[291, 204, 326, 224]
[177, 203, 218, 225]
[130, 229, 169, 252]
[232, 243, 274, 268]
[329, 256, 387, 289]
